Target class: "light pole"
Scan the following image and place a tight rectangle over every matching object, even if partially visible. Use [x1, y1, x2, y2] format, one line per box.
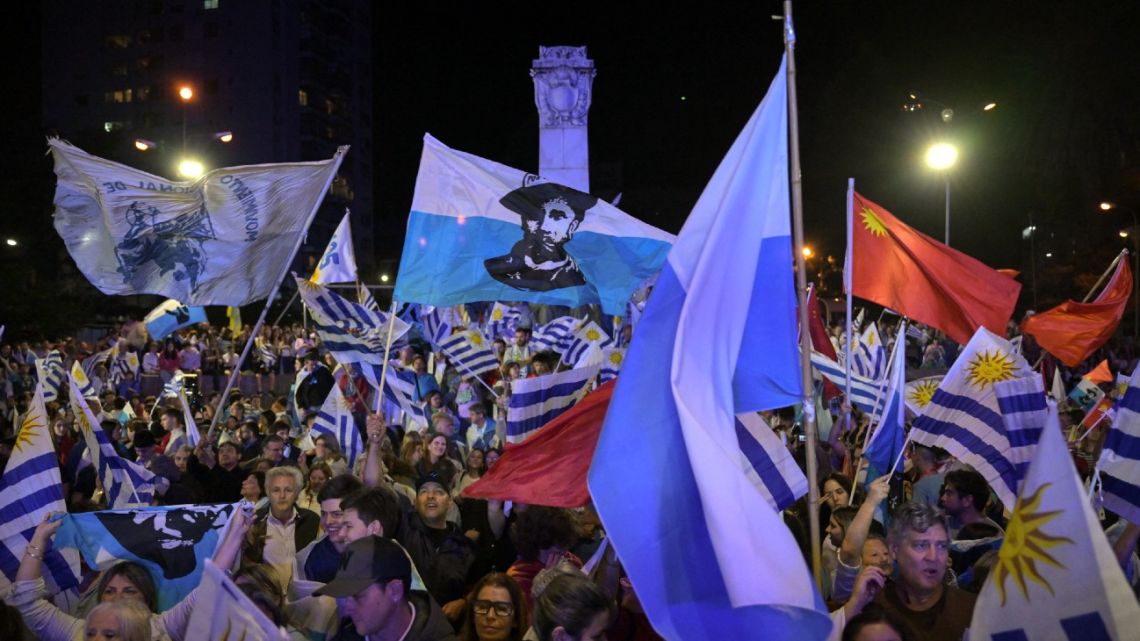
[925, 142, 958, 245]
[178, 84, 194, 153]
[1101, 201, 1139, 339]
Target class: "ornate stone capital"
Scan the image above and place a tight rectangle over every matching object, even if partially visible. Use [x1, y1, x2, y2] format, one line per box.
[530, 46, 596, 129]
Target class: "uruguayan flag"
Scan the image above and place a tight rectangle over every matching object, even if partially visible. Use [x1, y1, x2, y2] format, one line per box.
[50, 139, 346, 306]
[188, 560, 283, 641]
[0, 382, 82, 593]
[484, 302, 523, 340]
[589, 56, 830, 640]
[971, 405, 1140, 640]
[862, 322, 907, 477]
[904, 375, 944, 415]
[530, 316, 578, 353]
[69, 376, 155, 508]
[358, 282, 381, 313]
[177, 388, 202, 448]
[561, 320, 611, 366]
[372, 366, 429, 428]
[507, 364, 599, 444]
[910, 327, 1036, 509]
[70, 360, 97, 398]
[312, 382, 362, 468]
[809, 351, 887, 416]
[420, 305, 454, 348]
[56, 503, 234, 612]
[437, 329, 500, 377]
[851, 322, 886, 380]
[993, 376, 1048, 485]
[143, 298, 207, 341]
[599, 347, 625, 383]
[297, 277, 405, 334]
[1097, 365, 1140, 524]
[35, 351, 65, 403]
[394, 135, 675, 315]
[311, 210, 358, 285]
[735, 413, 808, 511]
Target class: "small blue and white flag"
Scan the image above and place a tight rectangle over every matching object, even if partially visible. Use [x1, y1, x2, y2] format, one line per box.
[0, 382, 82, 593]
[56, 503, 235, 612]
[311, 210, 358, 285]
[506, 364, 599, 444]
[910, 327, 1036, 509]
[420, 305, 454, 348]
[437, 329, 500, 377]
[561, 320, 611, 366]
[69, 376, 155, 508]
[589, 56, 830, 640]
[1097, 365, 1140, 524]
[143, 298, 207, 341]
[297, 277, 406, 335]
[599, 347, 625, 384]
[993, 375, 1048, 486]
[529, 316, 579, 353]
[971, 404, 1140, 640]
[312, 382, 362, 469]
[394, 135, 675, 315]
[35, 351, 65, 403]
[735, 412, 808, 511]
[809, 351, 887, 416]
[484, 302, 523, 340]
[357, 282, 381, 313]
[862, 322, 907, 479]
[70, 360, 97, 398]
[851, 322, 886, 381]
[373, 366, 429, 429]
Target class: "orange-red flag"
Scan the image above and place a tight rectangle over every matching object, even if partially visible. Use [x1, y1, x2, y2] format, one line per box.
[1021, 258, 1132, 367]
[1085, 359, 1114, 384]
[848, 192, 1021, 345]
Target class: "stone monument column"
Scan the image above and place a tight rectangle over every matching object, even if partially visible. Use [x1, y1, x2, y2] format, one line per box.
[531, 46, 596, 193]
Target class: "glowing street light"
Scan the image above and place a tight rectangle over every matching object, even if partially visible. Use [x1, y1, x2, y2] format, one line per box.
[380, 274, 390, 283]
[5, 238, 17, 247]
[1101, 201, 1116, 211]
[178, 85, 194, 102]
[134, 138, 157, 151]
[216, 131, 234, 143]
[1121, 230, 1130, 238]
[801, 246, 815, 259]
[925, 143, 958, 170]
[178, 159, 205, 179]
[983, 102, 998, 111]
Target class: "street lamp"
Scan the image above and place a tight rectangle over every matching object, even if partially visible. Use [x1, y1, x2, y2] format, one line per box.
[178, 159, 205, 179]
[802, 245, 815, 259]
[178, 83, 194, 152]
[925, 142, 958, 245]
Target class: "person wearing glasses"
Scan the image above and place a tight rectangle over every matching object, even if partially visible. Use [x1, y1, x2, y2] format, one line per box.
[459, 573, 528, 641]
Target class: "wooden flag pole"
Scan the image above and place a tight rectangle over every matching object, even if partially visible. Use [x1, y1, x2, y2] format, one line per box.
[844, 177, 856, 481]
[207, 146, 349, 440]
[784, 0, 823, 590]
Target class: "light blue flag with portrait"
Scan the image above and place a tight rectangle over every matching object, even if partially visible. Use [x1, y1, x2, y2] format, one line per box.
[143, 298, 207, 341]
[394, 135, 675, 315]
[55, 503, 234, 611]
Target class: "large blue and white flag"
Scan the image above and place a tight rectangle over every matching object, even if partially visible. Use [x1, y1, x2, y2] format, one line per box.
[529, 315, 579, 353]
[437, 329, 500, 377]
[484, 302, 523, 340]
[506, 364, 600, 444]
[311, 210, 358, 285]
[0, 382, 82, 593]
[993, 375, 1048, 485]
[561, 320, 611, 366]
[143, 298, 207, 341]
[910, 327, 1036, 509]
[188, 560, 284, 641]
[394, 135, 675, 315]
[971, 405, 1140, 640]
[50, 139, 346, 306]
[1096, 365, 1140, 524]
[735, 413, 808, 511]
[809, 351, 887, 416]
[35, 350, 65, 403]
[55, 503, 234, 611]
[589, 57, 830, 641]
[851, 322, 886, 381]
[862, 322, 907, 478]
[69, 376, 155, 508]
[312, 382, 363, 469]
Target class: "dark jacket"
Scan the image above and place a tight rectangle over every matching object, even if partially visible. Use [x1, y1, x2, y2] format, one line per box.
[295, 364, 335, 411]
[398, 514, 476, 605]
[331, 590, 457, 641]
[254, 504, 321, 552]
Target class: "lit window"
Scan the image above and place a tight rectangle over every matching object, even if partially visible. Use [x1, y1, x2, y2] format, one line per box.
[136, 86, 150, 101]
[298, 89, 308, 106]
[105, 34, 131, 49]
[204, 0, 219, 8]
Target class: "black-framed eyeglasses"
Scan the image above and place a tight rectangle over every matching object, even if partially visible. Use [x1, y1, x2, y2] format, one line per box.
[473, 600, 515, 617]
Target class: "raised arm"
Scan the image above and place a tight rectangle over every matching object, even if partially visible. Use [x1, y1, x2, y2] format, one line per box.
[839, 473, 889, 566]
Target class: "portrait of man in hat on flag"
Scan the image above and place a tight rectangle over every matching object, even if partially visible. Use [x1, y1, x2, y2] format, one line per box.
[484, 182, 598, 292]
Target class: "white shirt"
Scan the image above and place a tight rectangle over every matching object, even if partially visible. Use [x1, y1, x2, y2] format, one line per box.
[264, 508, 299, 589]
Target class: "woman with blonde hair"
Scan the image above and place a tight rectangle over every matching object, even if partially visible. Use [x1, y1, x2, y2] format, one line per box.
[85, 599, 152, 641]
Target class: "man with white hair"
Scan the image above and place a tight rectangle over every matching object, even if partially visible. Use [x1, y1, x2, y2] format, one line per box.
[256, 465, 319, 586]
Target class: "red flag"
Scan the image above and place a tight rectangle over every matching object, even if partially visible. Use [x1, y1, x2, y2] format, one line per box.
[1085, 359, 1114, 384]
[463, 380, 614, 508]
[849, 192, 1020, 345]
[804, 285, 841, 399]
[1021, 258, 1132, 367]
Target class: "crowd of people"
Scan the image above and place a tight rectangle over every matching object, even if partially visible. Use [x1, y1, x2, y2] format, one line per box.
[0, 309, 1138, 641]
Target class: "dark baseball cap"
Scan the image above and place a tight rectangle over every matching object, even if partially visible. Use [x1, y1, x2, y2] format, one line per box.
[314, 535, 411, 598]
[416, 469, 452, 493]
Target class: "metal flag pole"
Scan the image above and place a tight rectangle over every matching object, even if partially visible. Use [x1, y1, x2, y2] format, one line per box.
[207, 146, 349, 440]
[784, 0, 823, 589]
[271, 289, 301, 327]
[845, 177, 855, 467]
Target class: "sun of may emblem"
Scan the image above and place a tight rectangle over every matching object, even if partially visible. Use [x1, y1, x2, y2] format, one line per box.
[993, 482, 1072, 605]
[860, 205, 888, 237]
[608, 351, 624, 365]
[907, 379, 939, 408]
[469, 331, 484, 347]
[15, 409, 44, 452]
[965, 349, 1017, 389]
[491, 308, 504, 321]
[585, 328, 602, 342]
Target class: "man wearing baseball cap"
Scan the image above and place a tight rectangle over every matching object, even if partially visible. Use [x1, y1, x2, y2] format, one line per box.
[316, 535, 457, 641]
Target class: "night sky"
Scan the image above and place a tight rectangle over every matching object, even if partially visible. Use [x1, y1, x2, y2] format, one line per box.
[5, 1, 1140, 320]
